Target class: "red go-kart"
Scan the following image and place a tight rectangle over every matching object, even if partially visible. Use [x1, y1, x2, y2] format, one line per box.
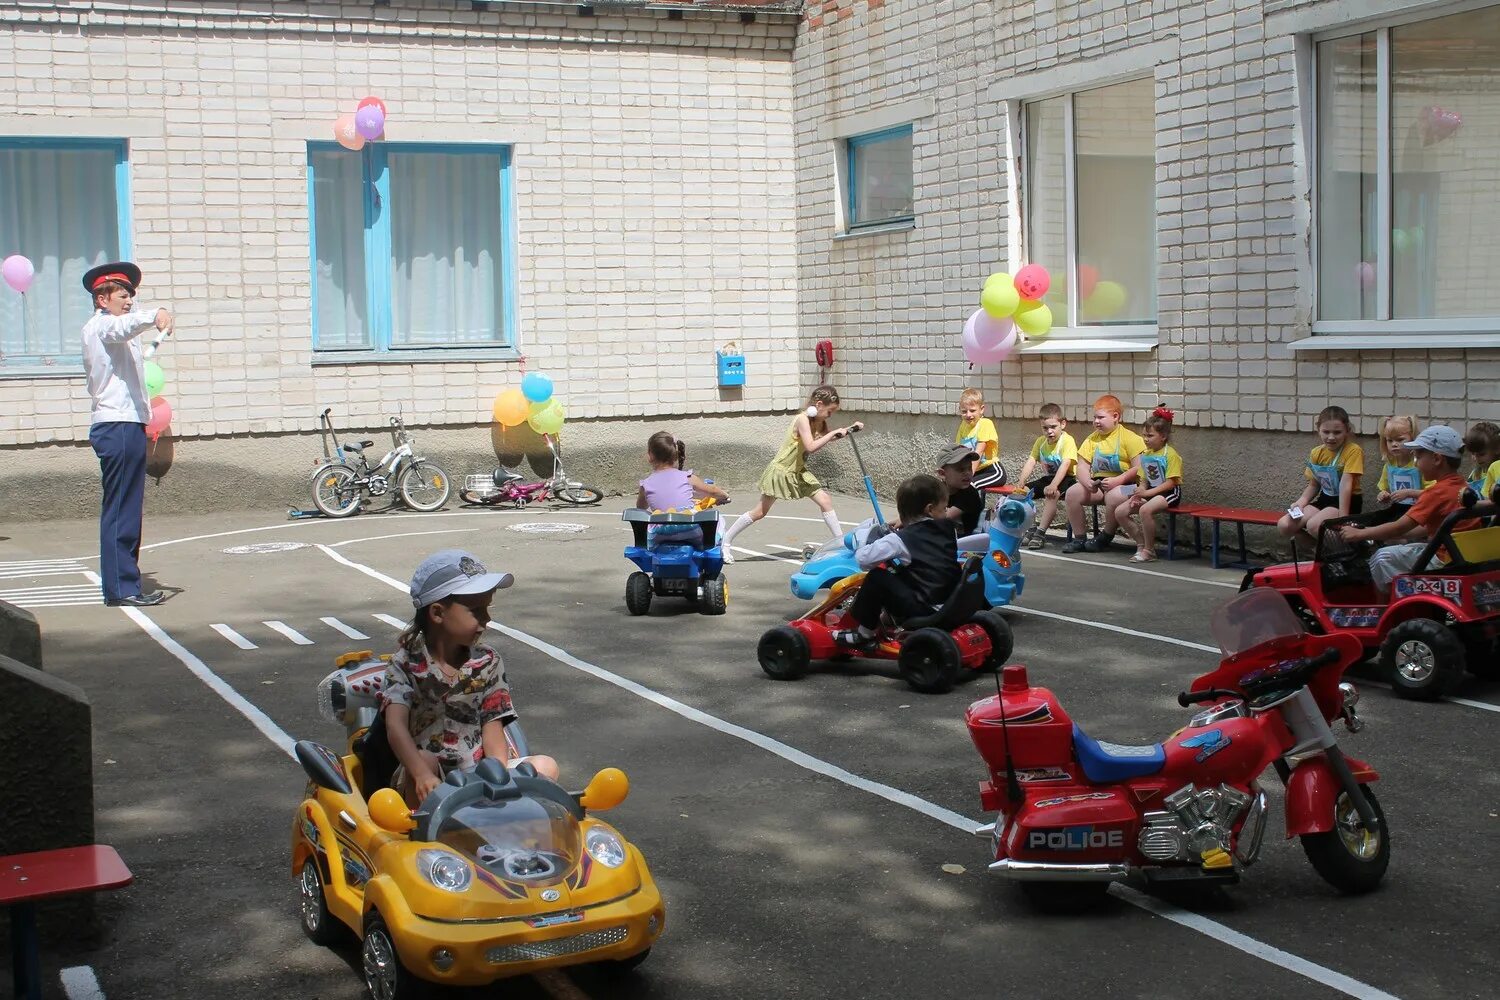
[757, 554, 1014, 693]
[1244, 499, 1500, 700]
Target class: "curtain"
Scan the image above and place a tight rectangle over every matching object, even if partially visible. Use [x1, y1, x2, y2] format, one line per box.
[0, 146, 119, 361]
[310, 149, 370, 349]
[388, 150, 504, 347]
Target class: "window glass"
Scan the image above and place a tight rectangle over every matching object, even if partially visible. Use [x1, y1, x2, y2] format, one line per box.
[849, 129, 913, 227]
[0, 145, 120, 361]
[1073, 78, 1156, 325]
[1316, 32, 1378, 321]
[1025, 97, 1068, 318]
[309, 148, 370, 349]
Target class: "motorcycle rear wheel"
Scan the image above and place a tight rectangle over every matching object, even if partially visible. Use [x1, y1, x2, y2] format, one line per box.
[1300, 786, 1389, 894]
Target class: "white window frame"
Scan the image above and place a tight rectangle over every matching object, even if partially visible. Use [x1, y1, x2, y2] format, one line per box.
[1300, 0, 1500, 350]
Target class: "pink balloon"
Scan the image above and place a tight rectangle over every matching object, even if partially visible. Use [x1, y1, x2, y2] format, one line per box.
[1014, 264, 1051, 301]
[333, 114, 365, 151]
[962, 310, 1017, 366]
[146, 396, 173, 441]
[357, 96, 388, 117]
[1, 254, 34, 294]
[1357, 261, 1376, 290]
[1077, 264, 1100, 300]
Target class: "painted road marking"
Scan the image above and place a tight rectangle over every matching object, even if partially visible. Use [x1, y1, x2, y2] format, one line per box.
[317, 544, 1400, 1000]
[0, 566, 90, 580]
[1024, 547, 1241, 588]
[372, 613, 406, 629]
[1007, 605, 1220, 654]
[60, 965, 106, 1000]
[728, 544, 800, 564]
[328, 527, 477, 548]
[0, 583, 102, 608]
[321, 616, 370, 640]
[264, 620, 314, 645]
[210, 623, 258, 650]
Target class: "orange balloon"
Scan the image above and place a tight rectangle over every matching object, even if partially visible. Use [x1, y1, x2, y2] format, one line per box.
[492, 388, 529, 427]
[333, 114, 365, 151]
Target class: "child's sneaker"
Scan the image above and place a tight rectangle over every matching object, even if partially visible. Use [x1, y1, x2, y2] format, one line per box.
[1082, 530, 1116, 553]
[831, 628, 875, 649]
[1061, 538, 1086, 554]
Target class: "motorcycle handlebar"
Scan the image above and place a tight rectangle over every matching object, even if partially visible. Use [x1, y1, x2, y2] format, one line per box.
[1178, 688, 1240, 707]
[1184, 646, 1345, 706]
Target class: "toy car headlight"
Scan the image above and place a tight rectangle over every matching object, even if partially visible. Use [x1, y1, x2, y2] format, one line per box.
[315, 669, 344, 725]
[997, 500, 1032, 531]
[417, 849, 472, 892]
[585, 827, 627, 869]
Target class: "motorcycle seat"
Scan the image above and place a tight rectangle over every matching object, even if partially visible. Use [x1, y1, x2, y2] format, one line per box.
[1072, 724, 1166, 783]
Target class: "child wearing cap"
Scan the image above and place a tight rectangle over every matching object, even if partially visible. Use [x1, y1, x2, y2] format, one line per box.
[1338, 427, 1479, 594]
[380, 549, 559, 807]
[936, 444, 984, 536]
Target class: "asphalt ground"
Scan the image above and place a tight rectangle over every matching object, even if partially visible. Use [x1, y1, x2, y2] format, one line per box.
[4, 494, 1498, 1000]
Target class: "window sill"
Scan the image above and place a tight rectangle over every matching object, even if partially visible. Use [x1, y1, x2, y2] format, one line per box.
[834, 219, 916, 241]
[311, 347, 522, 366]
[0, 364, 84, 380]
[1017, 335, 1157, 355]
[1287, 334, 1500, 352]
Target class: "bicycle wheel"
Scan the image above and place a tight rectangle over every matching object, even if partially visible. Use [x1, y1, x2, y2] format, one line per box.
[555, 485, 603, 505]
[398, 461, 450, 512]
[311, 464, 362, 518]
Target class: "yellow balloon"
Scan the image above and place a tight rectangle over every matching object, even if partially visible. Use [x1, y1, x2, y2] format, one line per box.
[492, 388, 529, 427]
[528, 401, 565, 436]
[981, 275, 1020, 318]
[1083, 280, 1128, 320]
[1014, 299, 1053, 338]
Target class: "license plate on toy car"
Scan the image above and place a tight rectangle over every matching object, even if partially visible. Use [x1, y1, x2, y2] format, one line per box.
[526, 911, 585, 929]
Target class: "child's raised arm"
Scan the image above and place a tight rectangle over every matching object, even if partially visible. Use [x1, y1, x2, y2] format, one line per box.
[689, 473, 728, 502]
[800, 416, 864, 454]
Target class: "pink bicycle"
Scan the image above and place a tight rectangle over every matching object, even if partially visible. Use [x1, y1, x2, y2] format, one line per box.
[459, 434, 604, 507]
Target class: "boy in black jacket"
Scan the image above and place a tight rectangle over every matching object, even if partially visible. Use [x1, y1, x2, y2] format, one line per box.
[833, 474, 961, 646]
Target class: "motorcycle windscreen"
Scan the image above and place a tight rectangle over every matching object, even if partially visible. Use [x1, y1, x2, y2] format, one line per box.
[1209, 588, 1305, 657]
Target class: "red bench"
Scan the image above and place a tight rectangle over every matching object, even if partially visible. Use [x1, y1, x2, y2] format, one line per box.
[1166, 503, 1283, 569]
[2, 845, 133, 1000]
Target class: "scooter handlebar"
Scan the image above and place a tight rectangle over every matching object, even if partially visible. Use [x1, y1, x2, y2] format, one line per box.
[1178, 688, 1241, 707]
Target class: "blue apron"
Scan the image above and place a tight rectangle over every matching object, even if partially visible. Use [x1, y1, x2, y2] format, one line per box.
[1090, 439, 1123, 477]
[1307, 457, 1342, 497]
[1384, 464, 1421, 504]
[1040, 441, 1066, 475]
[1140, 453, 1170, 490]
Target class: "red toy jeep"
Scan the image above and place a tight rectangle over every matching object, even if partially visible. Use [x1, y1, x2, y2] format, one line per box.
[1244, 500, 1500, 700]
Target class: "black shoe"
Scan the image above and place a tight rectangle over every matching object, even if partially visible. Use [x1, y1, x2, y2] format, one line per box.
[106, 591, 166, 607]
[832, 628, 876, 649]
[1082, 531, 1117, 553]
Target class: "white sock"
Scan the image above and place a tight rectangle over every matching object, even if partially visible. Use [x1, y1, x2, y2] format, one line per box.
[723, 512, 754, 547]
[822, 511, 842, 538]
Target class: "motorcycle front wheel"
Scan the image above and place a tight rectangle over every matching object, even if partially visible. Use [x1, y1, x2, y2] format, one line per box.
[311, 464, 362, 518]
[1300, 786, 1389, 894]
[398, 461, 450, 512]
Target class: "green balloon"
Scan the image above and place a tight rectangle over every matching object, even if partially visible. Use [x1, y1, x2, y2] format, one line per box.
[1015, 300, 1053, 337]
[144, 360, 166, 397]
[981, 276, 1020, 319]
[528, 401, 565, 436]
[1391, 228, 1410, 254]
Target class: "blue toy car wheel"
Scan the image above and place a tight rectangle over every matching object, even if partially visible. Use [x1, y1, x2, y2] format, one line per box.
[625, 572, 652, 616]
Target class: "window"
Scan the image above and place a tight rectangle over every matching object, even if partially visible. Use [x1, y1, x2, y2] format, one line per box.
[1023, 78, 1157, 331]
[1315, 5, 1500, 330]
[846, 126, 914, 229]
[308, 143, 516, 354]
[0, 139, 129, 370]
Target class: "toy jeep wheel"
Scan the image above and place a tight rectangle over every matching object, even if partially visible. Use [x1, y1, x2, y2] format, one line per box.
[298, 860, 343, 946]
[625, 572, 653, 616]
[700, 577, 729, 616]
[758, 625, 810, 681]
[362, 913, 423, 1000]
[1381, 618, 1465, 700]
[971, 610, 1014, 668]
[899, 628, 962, 694]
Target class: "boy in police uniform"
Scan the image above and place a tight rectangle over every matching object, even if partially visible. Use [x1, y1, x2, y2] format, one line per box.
[81, 261, 173, 606]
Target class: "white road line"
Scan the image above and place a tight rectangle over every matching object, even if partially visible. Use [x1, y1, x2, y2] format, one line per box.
[1024, 547, 1242, 588]
[6, 599, 104, 608]
[0, 568, 91, 580]
[0, 558, 87, 568]
[372, 613, 406, 629]
[264, 620, 314, 645]
[1007, 605, 1220, 654]
[85, 571, 295, 758]
[316, 544, 1400, 999]
[321, 616, 370, 640]
[210, 623, 258, 650]
[329, 527, 477, 548]
[1354, 678, 1500, 716]
[728, 544, 801, 564]
[60, 965, 106, 1000]
[0, 584, 102, 595]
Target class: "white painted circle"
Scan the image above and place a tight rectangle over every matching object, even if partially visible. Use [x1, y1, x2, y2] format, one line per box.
[505, 523, 588, 535]
[222, 541, 310, 555]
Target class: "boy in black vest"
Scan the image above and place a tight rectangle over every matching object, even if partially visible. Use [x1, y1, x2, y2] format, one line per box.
[833, 474, 962, 647]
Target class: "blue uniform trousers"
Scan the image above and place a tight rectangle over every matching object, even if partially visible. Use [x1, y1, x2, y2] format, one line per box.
[89, 421, 148, 601]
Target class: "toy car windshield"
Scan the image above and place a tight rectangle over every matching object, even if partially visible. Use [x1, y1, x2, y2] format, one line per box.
[1210, 588, 1305, 657]
[622, 507, 720, 525]
[433, 795, 582, 887]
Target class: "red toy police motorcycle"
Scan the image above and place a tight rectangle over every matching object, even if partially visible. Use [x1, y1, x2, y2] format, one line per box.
[967, 588, 1387, 907]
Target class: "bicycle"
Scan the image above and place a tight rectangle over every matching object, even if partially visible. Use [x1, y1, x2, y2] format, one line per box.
[459, 433, 604, 507]
[309, 409, 452, 517]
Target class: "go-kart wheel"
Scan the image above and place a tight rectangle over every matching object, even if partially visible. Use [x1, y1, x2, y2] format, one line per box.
[700, 577, 728, 616]
[362, 912, 424, 1000]
[1380, 618, 1465, 700]
[625, 572, 653, 616]
[758, 625, 810, 681]
[1299, 786, 1389, 894]
[298, 859, 344, 946]
[971, 610, 1014, 668]
[899, 628, 962, 694]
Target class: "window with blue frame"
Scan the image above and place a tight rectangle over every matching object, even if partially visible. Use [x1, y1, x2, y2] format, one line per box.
[846, 126, 914, 229]
[308, 142, 516, 353]
[0, 139, 130, 369]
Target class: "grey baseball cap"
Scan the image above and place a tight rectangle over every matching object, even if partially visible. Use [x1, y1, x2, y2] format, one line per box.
[409, 549, 513, 608]
[936, 444, 980, 467]
[1404, 425, 1463, 460]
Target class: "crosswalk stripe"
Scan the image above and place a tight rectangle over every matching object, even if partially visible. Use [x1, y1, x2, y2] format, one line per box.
[210, 623, 258, 650]
[372, 613, 406, 629]
[0, 583, 101, 594]
[0, 559, 87, 569]
[263, 620, 313, 645]
[0, 568, 90, 580]
[321, 616, 369, 640]
[10, 598, 102, 608]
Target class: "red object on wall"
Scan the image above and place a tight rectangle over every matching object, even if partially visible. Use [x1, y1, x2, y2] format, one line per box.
[815, 340, 834, 368]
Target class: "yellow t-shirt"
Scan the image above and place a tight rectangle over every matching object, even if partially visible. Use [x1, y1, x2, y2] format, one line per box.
[956, 417, 1000, 468]
[1029, 431, 1078, 477]
[1137, 445, 1183, 490]
[1376, 460, 1432, 498]
[1077, 426, 1147, 480]
[1479, 459, 1500, 499]
[1304, 442, 1365, 496]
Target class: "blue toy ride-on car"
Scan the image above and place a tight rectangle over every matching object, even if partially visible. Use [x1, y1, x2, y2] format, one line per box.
[622, 504, 728, 616]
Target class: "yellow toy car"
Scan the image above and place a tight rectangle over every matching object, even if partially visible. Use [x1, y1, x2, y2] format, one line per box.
[292, 654, 665, 998]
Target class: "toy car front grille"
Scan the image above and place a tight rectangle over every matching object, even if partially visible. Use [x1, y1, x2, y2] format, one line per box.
[486, 925, 628, 964]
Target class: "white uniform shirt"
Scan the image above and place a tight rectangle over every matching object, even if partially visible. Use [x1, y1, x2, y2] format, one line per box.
[81, 307, 159, 425]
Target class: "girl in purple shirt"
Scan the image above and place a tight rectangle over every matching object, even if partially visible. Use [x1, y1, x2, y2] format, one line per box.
[638, 431, 728, 547]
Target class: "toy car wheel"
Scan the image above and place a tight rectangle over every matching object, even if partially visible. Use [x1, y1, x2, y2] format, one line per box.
[700, 577, 728, 616]
[1299, 786, 1389, 894]
[898, 628, 962, 694]
[298, 860, 343, 946]
[625, 572, 653, 616]
[758, 625, 810, 681]
[362, 913, 424, 1000]
[970, 610, 1014, 668]
[1380, 618, 1465, 700]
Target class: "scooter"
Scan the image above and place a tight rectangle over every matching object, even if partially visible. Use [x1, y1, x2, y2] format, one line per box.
[967, 587, 1386, 907]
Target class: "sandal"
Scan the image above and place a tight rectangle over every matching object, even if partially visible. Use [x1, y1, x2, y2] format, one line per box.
[1130, 549, 1158, 563]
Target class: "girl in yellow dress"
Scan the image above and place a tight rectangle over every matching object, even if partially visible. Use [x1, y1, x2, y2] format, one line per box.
[720, 385, 863, 564]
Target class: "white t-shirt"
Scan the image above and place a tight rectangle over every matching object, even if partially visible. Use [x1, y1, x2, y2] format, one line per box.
[81, 307, 158, 424]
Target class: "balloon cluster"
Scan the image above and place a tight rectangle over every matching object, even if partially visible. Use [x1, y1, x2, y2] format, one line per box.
[1420, 105, 1462, 146]
[2, 254, 33, 294]
[334, 96, 388, 151]
[492, 372, 566, 436]
[963, 264, 1053, 366]
[144, 361, 173, 441]
[1076, 266, 1129, 322]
